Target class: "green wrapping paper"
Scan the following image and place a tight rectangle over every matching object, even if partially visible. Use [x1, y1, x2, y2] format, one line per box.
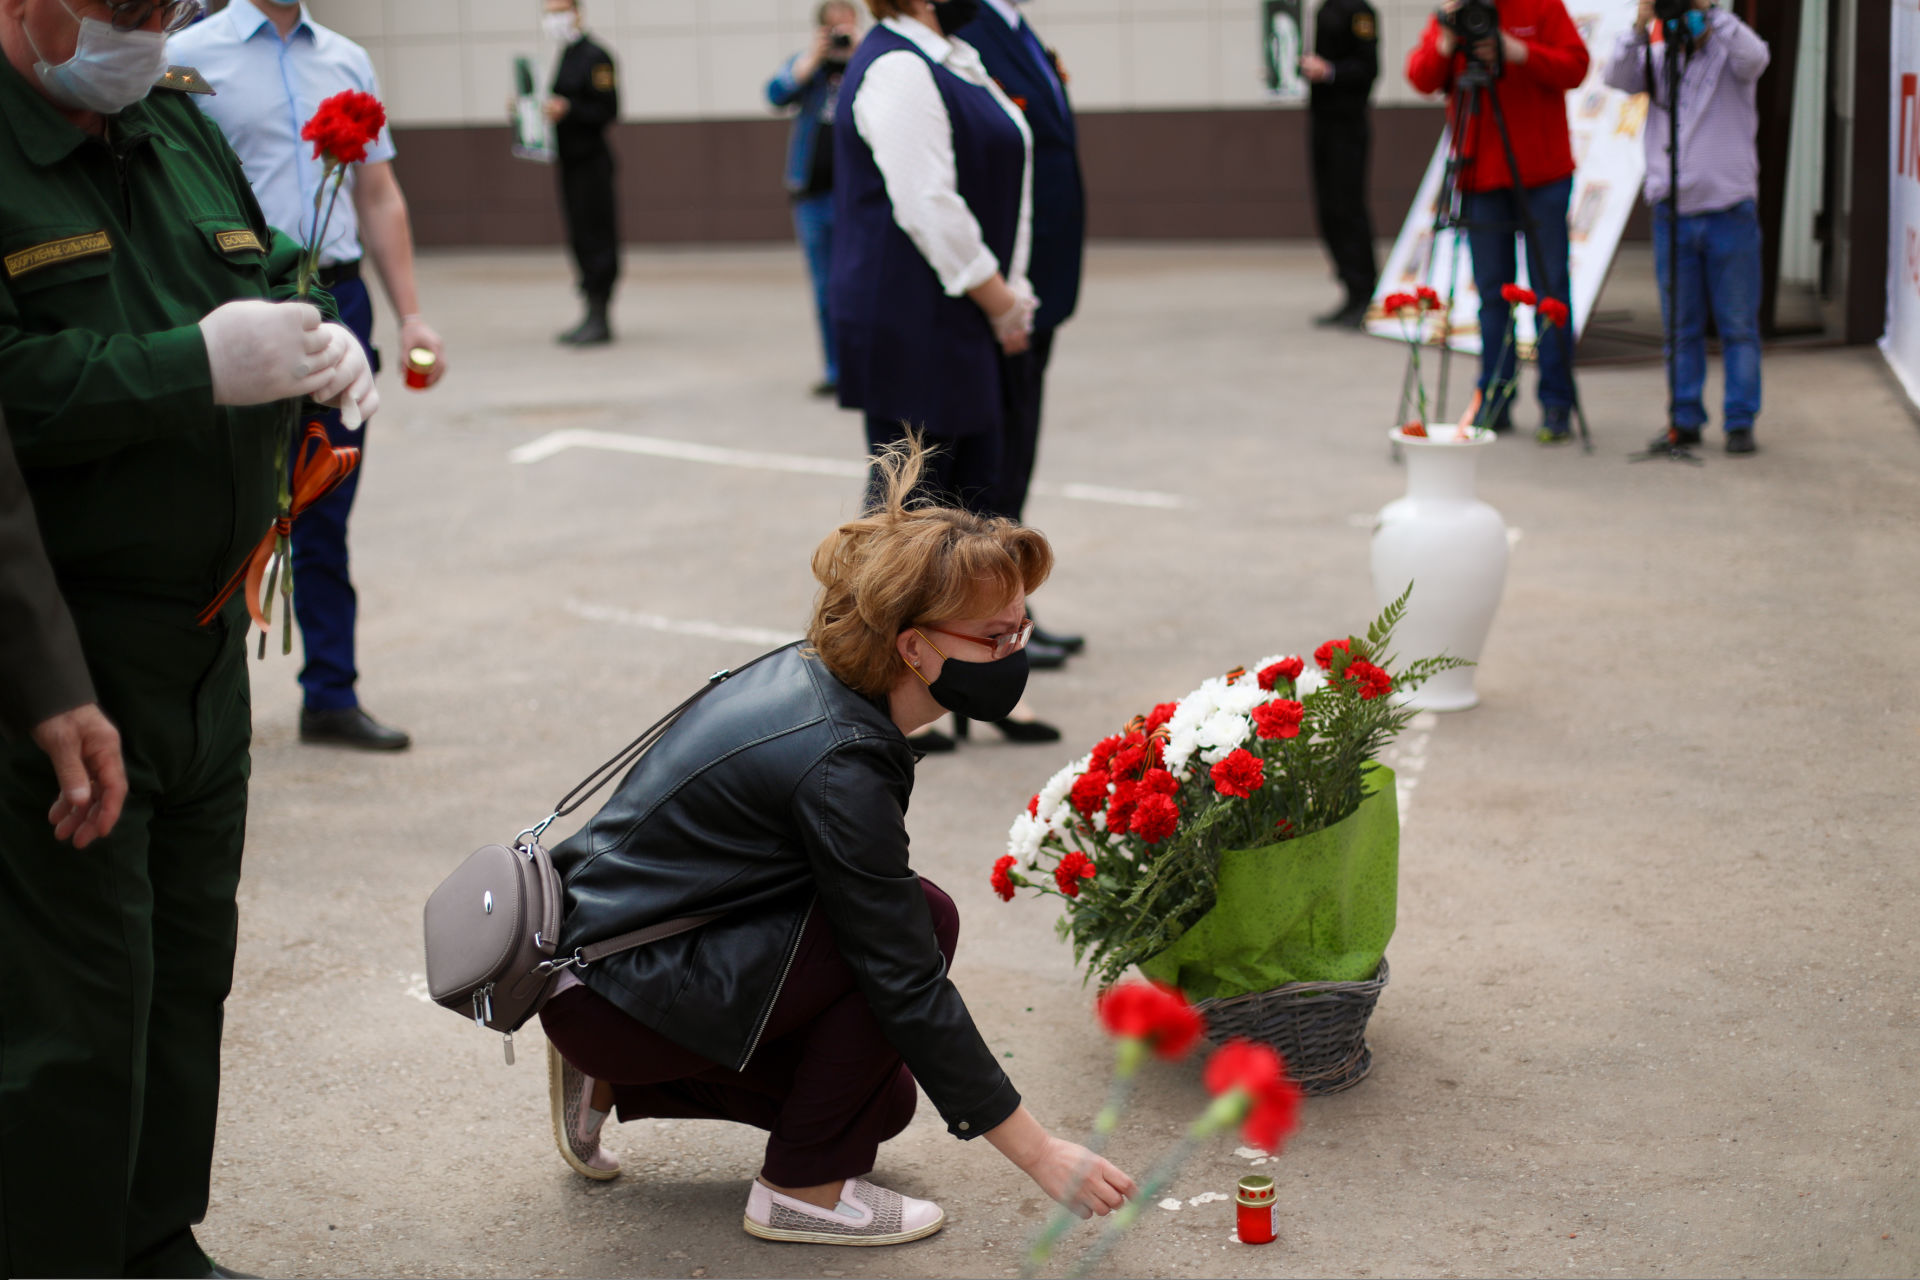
[1138, 766, 1398, 1001]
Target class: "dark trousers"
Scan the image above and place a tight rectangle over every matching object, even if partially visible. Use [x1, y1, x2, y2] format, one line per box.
[541, 880, 959, 1188]
[290, 275, 373, 713]
[864, 415, 1002, 516]
[559, 148, 620, 301]
[0, 610, 250, 1278]
[1310, 107, 1377, 305]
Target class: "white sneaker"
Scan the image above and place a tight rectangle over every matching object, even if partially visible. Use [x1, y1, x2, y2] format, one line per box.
[547, 1041, 620, 1180]
[743, 1177, 945, 1246]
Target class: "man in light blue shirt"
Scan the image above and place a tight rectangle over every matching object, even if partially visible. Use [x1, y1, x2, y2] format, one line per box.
[172, 0, 447, 749]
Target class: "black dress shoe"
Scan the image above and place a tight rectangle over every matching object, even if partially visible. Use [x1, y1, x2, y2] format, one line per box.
[205, 1265, 262, 1279]
[1025, 639, 1069, 671]
[1029, 624, 1084, 654]
[810, 379, 838, 398]
[299, 707, 412, 752]
[907, 727, 956, 754]
[952, 716, 1061, 744]
[1648, 426, 1703, 451]
[1313, 301, 1368, 329]
[1724, 430, 1756, 455]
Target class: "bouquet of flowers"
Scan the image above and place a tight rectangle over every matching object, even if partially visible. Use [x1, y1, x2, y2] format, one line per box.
[1379, 285, 1445, 431]
[1462, 283, 1571, 433]
[994, 590, 1466, 993]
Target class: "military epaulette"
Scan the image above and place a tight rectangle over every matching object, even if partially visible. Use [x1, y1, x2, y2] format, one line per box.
[153, 65, 215, 96]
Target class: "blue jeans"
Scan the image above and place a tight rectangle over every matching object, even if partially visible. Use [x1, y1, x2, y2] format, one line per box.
[793, 194, 837, 384]
[1463, 176, 1575, 416]
[1653, 200, 1763, 434]
[290, 275, 374, 712]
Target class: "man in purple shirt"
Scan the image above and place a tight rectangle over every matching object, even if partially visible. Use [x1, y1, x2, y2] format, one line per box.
[1604, 0, 1770, 454]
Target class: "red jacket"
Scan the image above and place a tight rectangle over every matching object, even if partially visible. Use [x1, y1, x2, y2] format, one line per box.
[1405, 0, 1590, 192]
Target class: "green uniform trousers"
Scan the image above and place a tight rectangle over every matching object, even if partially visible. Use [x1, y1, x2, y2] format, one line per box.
[0, 603, 250, 1278]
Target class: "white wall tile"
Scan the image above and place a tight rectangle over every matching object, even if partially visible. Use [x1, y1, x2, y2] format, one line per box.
[703, 27, 790, 116]
[315, 0, 386, 41]
[1047, 19, 1127, 109]
[385, 0, 460, 38]
[381, 39, 469, 123]
[704, 0, 783, 27]
[612, 29, 703, 116]
[611, 0, 699, 30]
[1208, 6, 1281, 105]
[467, 0, 543, 36]
[1127, 16, 1214, 106]
[464, 34, 536, 120]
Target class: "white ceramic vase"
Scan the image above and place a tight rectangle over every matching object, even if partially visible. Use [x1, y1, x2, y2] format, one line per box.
[1370, 426, 1508, 712]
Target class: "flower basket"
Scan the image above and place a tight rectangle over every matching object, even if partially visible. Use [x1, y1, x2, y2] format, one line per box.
[1136, 764, 1396, 1001]
[1188, 959, 1389, 1096]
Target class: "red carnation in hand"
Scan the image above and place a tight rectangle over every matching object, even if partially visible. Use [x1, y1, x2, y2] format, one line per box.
[1106, 778, 1143, 835]
[1210, 748, 1265, 798]
[1539, 297, 1570, 329]
[301, 90, 386, 167]
[1204, 1039, 1303, 1155]
[1097, 981, 1205, 1060]
[1130, 793, 1180, 844]
[1069, 769, 1110, 817]
[1141, 767, 1179, 797]
[1381, 292, 1416, 313]
[1499, 283, 1537, 306]
[1416, 285, 1443, 309]
[1344, 658, 1393, 700]
[990, 854, 1019, 902]
[1252, 698, 1305, 740]
[1257, 657, 1304, 690]
[1314, 638, 1351, 670]
[1054, 850, 1096, 897]
[1144, 701, 1180, 734]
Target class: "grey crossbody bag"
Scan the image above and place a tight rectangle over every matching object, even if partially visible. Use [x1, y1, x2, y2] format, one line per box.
[421, 652, 779, 1063]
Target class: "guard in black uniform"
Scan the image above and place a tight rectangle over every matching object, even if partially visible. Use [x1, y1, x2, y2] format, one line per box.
[1301, 0, 1380, 328]
[544, 0, 620, 345]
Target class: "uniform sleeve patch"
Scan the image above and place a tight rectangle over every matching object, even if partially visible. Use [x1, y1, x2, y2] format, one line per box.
[590, 62, 616, 92]
[214, 229, 266, 255]
[4, 231, 112, 281]
[1352, 13, 1377, 39]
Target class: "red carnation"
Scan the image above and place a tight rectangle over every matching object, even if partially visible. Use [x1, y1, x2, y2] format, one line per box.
[1204, 1039, 1303, 1155]
[1401, 422, 1428, 437]
[1210, 748, 1265, 799]
[300, 90, 386, 167]
[1499, 283, 1537, 306]
[1027, 794, 1039, 817]
[1130, 793, 1180, 844]
[1257, 657, 1304, 690]
[1096, 981, 1204, 1060]
[1106, 778, 1143, 835]
[1539, 297, 1570, 329]
[1069, 769, 1110, 817]
[1344, 658, 1393, 701]
[1252, 698, 1305, 740]
[1111, 744, 1148, 781]
[1313, 638, 1351, 670]
[1416, 285, 1443, 309]
[1381, 291, 1416, 313]
[1144, 701, 1180, 734]
[1088, 735, 1123, 771]
[1141, 767, 1179, 797]
[990, 854, 1019, 902]
[1243, 1077, 1304, 1152]
[1054, 850, 1096, 897]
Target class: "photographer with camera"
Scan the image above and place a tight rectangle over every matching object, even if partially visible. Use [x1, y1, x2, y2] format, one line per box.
[1604, 0, 1769, 455]
[770, 2, 863, 397]
[1407, 0, 1589, 441]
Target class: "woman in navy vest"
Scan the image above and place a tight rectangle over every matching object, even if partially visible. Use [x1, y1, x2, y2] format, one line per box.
[831, 0, 1058, 751]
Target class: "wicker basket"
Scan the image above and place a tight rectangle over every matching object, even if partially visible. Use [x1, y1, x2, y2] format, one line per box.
[1191, 958, 1389, 1096]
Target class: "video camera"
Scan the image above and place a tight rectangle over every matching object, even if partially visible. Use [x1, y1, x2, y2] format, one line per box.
[1440, 0, 1500, 48]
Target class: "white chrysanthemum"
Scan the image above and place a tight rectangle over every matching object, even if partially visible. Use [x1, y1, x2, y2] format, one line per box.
[1216, 680, 1270, 717]
[1006, 812, 1046, 866]
[1197, 707, 1251, 753]
[1200, 742, 1238, 766]
[1296, 667, 1327, 697]
[1164, 726, 1201, 775]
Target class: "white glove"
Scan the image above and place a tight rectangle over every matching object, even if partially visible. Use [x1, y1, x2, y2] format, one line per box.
[304, 322, 380, 429]
[992, 288, 1039, 345]
[198, 300, 332, 406]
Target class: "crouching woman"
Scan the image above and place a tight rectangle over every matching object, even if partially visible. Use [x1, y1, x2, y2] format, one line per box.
[538, 443, 1135, 1245]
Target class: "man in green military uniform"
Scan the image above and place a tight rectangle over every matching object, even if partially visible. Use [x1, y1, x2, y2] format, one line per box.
[0, 0, 375, 1273]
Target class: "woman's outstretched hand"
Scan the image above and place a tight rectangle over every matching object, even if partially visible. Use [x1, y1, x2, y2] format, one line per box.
[986, 1106, 1139, 1219]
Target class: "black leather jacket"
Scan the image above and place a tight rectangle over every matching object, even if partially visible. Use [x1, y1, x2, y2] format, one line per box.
[552, 644, 1021, 1140]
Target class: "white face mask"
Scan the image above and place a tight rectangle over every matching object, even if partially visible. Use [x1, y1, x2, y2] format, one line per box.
[541, 12, 579, 42]
[29, 3, 171, 115]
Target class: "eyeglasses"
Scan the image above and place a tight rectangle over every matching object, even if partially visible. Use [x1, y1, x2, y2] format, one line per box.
[100, 0, 206, 33]
[915, 618, 1033, 661]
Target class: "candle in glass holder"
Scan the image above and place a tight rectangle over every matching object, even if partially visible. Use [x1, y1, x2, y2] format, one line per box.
[404, 346, 435, 390]
[1235, 1174, 1275, 1244]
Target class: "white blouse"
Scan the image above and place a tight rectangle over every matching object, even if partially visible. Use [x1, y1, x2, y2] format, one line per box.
[850, 16, 1034, 299]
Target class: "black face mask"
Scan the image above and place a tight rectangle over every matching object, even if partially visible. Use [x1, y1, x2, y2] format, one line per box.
[916, 635, 1030, 721]
[931, 0, 982, 37]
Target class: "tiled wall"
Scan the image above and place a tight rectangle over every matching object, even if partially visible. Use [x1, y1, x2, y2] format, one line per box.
[314, 0, 1449, 128]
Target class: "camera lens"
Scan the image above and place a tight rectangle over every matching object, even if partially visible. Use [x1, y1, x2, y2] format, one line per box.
[830, 31, 852, 48]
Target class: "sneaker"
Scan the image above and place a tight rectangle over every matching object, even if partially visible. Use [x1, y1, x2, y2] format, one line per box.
[744, 1177, 945, 1246]
[1725, 430, 1757, 455]
[548, 1041, 619, 1180]
[1647, 426, 1703, 450]
[1536, 406, 1572, 444]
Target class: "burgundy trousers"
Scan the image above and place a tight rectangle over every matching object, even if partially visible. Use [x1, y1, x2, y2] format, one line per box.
[540, 879, 960, 1187]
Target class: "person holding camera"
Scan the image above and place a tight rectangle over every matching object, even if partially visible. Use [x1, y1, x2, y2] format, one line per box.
[1302, 0, 1381, 328]
[769, 2, 862, 397]
[1603, 0, 1769, 455]
[1407, 0, 1589, 441]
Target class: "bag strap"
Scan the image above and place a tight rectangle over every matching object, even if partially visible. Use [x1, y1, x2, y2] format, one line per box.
[576, 911, 721, 965]
[515, 644, 792, 849]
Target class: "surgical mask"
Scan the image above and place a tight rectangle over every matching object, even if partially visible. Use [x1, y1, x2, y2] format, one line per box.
[542, 12, 580, 42]
[931, 0, 981, 37]
[29, 3, 171, 115]
[914, 636, 1030, 722]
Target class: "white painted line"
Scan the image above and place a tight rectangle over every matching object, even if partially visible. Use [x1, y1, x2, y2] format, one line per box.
[564, 599, 804, 648]
[510, 429, 1187, 509]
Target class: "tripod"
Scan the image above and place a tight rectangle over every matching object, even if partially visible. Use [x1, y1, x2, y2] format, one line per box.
[1629, 20, 1704, 464]
[1399, 47, 1594, 453]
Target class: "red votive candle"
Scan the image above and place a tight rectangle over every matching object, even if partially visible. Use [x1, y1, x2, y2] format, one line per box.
[1236, 1174, 1276, 1244]
[403, 346, 435, 390]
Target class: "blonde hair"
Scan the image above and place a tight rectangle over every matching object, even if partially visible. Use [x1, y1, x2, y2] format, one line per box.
[808, 439, 1053, 698]
[863, 0, 911, 18]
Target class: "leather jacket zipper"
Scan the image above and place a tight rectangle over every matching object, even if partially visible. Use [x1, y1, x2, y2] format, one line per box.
[736, 895, 814, 1070]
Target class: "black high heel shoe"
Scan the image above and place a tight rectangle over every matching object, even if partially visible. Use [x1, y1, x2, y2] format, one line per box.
[955, 716, 1062, 744]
